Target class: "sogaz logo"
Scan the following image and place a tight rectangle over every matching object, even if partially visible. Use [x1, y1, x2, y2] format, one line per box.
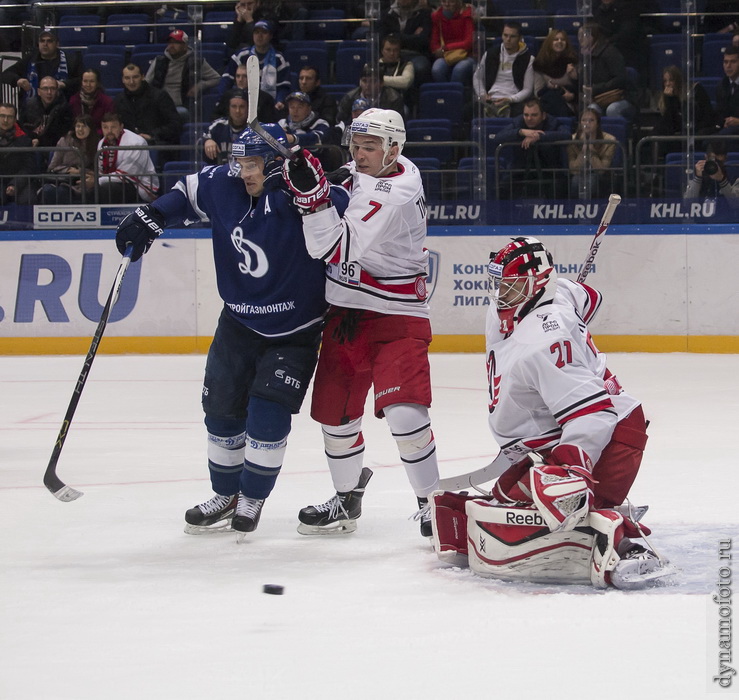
[34, 206, 100, 229]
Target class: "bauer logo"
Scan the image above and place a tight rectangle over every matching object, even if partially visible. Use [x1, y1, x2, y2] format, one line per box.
[34, 206, 99, 228]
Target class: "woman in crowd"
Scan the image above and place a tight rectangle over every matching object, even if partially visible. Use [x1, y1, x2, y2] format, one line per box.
[567, 107, 617, 197]
[532, 29, 579, 118]
[38, 114, 97, 204]
[430, 0, 475, 85]
[69, 68, 114, 136]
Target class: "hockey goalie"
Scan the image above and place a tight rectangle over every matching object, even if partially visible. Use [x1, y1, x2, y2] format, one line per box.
[430, 237, 674, 590]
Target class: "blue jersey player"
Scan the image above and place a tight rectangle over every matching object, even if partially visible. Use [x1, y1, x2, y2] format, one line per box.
[115, 123, 348, 540]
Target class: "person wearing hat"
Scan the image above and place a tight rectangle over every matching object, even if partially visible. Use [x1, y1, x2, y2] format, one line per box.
[218, 19, 291, 113]
[336, 65, 405, 127]
[202, 88, 251, 165]
[278, 91, 330, 148]
[0, 30, 82, 104]
[146, 30, 222, 122]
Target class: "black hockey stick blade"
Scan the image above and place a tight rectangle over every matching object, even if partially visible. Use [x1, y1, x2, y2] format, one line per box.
[438, 452, 510, 491]
[43, 245, 134, 502]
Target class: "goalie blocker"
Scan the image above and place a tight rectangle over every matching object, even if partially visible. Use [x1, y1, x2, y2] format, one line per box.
[430, 492, 670, 590]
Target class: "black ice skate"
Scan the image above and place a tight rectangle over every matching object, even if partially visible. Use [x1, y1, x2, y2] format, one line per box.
[297, 467, 373, 535]
[232, 494, 265, 542]
[184, 493, 238, 534]
[413, 496, 433, 538]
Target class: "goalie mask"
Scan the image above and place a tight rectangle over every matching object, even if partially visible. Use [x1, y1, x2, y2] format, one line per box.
[229, 123, 287, 176]
[488, 237, 557, 334]
[349, 108, 406, 175]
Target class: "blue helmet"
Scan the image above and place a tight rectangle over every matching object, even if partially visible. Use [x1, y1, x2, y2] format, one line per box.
[229, 123, 288, 175]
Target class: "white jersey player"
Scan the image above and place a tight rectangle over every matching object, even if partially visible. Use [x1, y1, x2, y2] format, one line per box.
[282, 108, 439, 537]
[430, 237, 672, 589]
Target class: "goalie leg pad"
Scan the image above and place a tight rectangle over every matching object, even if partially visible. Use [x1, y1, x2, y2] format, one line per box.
[591, 405, 648, 508]
[465, 500, 595, 585]
[589, 509, 625, 588]
[430, 490, 478, 566]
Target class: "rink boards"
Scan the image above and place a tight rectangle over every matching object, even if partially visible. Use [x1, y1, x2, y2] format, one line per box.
[0, 224, 737, 354]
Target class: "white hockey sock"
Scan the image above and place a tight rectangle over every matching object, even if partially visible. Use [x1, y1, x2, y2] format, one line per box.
[321, 419, 365, 493]
[384, 403, 440, 498]
[207, 431, 246, 493]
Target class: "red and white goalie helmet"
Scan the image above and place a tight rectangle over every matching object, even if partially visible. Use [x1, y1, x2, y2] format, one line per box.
[488, 237, 557, 334]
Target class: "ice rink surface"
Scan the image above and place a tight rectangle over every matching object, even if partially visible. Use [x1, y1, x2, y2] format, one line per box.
[1, 352, 737, 699]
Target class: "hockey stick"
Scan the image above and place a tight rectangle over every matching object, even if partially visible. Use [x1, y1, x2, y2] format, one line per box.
[42, 245, 134, 502]
[577, 193, 621, 283]
[246, 55, 299, 162]
[440, 195, 622, 491]
[438, 452, 510, 491]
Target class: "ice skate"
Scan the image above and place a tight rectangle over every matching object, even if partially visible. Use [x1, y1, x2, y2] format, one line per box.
[233, 494, 265, 542]
[184, 493, 237, 534]
[611, 543, 676, 590]
[412, 496, 433, 538]
[297, 467, 373, 535]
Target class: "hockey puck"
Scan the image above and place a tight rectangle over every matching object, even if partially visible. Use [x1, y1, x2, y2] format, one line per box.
[262, 584, 284, 595]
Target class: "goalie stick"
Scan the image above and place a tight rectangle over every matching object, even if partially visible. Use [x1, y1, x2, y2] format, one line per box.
[577, 193, 620, 284]
[246, 55, 299, 162]
[442, 195, 622, 490]
[42, 245, 134, 502]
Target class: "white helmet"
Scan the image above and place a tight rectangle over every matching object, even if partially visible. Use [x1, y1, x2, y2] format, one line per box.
[349, 108, 406, 172]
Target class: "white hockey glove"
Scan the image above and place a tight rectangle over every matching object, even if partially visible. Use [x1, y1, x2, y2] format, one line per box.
[531, 444, 595, 533]
[282, 149, 331, 213]
[115, 205, 165, 262]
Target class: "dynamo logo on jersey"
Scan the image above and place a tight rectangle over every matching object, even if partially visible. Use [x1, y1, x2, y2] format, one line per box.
[231, 226, 269, 277]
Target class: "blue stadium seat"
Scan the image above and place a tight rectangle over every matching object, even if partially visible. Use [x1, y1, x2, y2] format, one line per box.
[105, 16, 150, 45]
[284, 46, 330, 83]
[321, 84, 355, 100]
[458, 157, 497, 199]
[83, 52, 126, 88]
[649, 38, 685, 91]
[405, 125, 454, 164]
[154, 12, 190, 44]
[420, 82, 463, 96]
[552, 10, 583, 35]
[129, 47, 162, 73]
[701, 37, 731, 76]
[201, 49, 228, 73]
[334, 46, 367, 85]
[665, 151, 705, 197]
[202, 11, 233, 44]
[407, 118, 453, 133]
[518, 10, 550, 37]
[418, 89, 464, 127]
[306, 9, 346, 41]
[470, 117, 514, 145]
[57, 16, 100, 47]
[412, 157, 443, 198]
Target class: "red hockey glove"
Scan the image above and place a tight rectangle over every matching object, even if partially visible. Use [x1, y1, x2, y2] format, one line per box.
[282, 149, 331, 212]
[531, 444, 595, 533]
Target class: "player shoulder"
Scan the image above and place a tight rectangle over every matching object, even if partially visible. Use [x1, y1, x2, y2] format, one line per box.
[516, 302, 578, 345]
[366, 156, 423, 203]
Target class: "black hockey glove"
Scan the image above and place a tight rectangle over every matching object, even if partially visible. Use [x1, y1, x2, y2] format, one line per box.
[115, 205, 166, 262]
[326, 167, 352, 187]
[262, 158, 286, 192]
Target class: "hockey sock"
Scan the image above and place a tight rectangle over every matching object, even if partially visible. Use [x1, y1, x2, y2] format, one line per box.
[384, 403, 440, 498]
[204, 416, 246, 495]
[321, 418, 365, 492]
[241, 397, 291, 499]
